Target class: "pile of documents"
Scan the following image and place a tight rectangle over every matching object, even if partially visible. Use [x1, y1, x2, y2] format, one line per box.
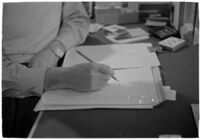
[145, 14, 169, 27]
[104, 25, 150, 43]
[89, 23, 104, 33]
[35, 43, 176, 111]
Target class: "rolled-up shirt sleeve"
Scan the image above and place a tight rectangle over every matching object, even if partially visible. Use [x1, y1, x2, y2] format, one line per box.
[56, 2, 90, 50]
[2, 55, 47, 98]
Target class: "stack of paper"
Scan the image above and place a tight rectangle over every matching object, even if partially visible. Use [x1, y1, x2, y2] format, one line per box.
[89, 23, 104, 33]
[145, 14, 169, 27]
[105, 27, 150, 43]
[34, 43, 174, 111]
[145, 20, 167, 27]
[64, 43, 160, 69]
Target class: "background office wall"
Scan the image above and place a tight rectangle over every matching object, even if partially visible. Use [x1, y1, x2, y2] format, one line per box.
[95, 2, 178, 27]
[95, 2, 170, 11]
[172, 2, 180, 30]
[178, 2, 199, 45]
[95, 2, 123, 8]
[87, 1, 198, 43]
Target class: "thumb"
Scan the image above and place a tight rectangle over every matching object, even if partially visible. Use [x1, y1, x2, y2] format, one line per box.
[95, 63, 114, 75]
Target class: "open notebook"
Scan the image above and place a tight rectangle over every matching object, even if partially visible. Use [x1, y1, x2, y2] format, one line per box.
[34, 43, 164, 111]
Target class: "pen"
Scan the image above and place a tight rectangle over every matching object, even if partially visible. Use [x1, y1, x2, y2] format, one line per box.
[76, 50, 119, 81]
[112, 67, 140, 70]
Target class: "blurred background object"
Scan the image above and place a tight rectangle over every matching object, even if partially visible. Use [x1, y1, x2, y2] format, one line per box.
[82, 2, 198, 45]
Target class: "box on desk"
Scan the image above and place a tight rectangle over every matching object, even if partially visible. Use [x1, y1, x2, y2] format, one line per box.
[95, 7, 139, 25]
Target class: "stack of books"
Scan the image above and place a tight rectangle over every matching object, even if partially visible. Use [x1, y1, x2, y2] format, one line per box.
[145, 14, 170, 27]
[103, 25, 150, 43]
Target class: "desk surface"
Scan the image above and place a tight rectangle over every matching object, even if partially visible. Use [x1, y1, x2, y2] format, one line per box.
[30, 24, 199, 138]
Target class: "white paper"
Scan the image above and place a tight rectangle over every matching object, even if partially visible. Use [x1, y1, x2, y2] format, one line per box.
[163, 86, 176, 101]
[34, 101, 153, 111]
[191, 104, 199, 129]
[42, 68, 159, 106]
[34, 67, 164, 111]
[106, 35, 150, 44]
[89, 23, 104, 33]
[128, 28, 150, 37]
[64, 43, 160, 69]
[34, 43, 164, 111]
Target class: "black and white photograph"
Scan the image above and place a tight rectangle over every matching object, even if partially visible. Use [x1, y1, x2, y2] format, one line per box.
[2, 1, 199, 138]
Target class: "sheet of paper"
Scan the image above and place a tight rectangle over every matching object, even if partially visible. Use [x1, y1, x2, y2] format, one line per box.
[34, 43, 164, 111]
[34, 67, 163, 111]
[42, 68, 159, 106]
[64, 43, 160, 69]
[89, 23, 104, 33]
[163, 86, 176, 101]
[128, 28, 150, 37]
[191, 104, 199, 129]
[34, 101, 153, 111]
[151, 67, 165, 103]
[106, 35, 150, 44]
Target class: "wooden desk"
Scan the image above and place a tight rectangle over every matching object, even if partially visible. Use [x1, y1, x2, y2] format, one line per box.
[29, 24, 199, 138]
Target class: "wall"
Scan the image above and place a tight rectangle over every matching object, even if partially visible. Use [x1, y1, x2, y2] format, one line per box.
[95, 2, 181, 30]
[172, 2, 180, 30]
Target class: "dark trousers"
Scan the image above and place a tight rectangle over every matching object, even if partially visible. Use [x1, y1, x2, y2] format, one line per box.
[2, 97, 39, 137]
[2, 55, 65, 137]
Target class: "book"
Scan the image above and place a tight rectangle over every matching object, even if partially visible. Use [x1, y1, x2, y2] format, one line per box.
[105, 28, 150, 43]
[158, 37, 186, 51]
[145, 19, 167, 27]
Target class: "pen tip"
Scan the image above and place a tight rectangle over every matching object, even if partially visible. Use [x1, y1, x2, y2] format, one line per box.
[112, 76, 119, 82]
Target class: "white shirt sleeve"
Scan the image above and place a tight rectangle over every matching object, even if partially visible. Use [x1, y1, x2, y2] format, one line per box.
[2, 55, 47, 98]
[56, 2, 90, 50]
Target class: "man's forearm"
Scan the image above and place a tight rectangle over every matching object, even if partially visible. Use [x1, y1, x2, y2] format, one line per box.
[44, 63, 113, 93]
[44, 67, 66, 90]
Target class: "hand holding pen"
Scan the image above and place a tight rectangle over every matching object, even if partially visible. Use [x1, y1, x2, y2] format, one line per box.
[76, 50, 119, 82]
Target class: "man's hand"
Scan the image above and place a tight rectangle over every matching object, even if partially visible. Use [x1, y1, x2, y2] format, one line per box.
[65, 63, 114, 91]
[29, 41, 64, 68]
[45, 63, 114, 92]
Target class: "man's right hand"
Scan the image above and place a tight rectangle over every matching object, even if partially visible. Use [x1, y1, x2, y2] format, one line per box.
[44, 63, 114, 92]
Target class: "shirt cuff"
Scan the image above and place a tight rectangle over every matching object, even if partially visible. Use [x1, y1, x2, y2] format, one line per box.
[19, 67, 47, 97]
[56, 31, 77, 51]
[53, 39, 67, 52]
